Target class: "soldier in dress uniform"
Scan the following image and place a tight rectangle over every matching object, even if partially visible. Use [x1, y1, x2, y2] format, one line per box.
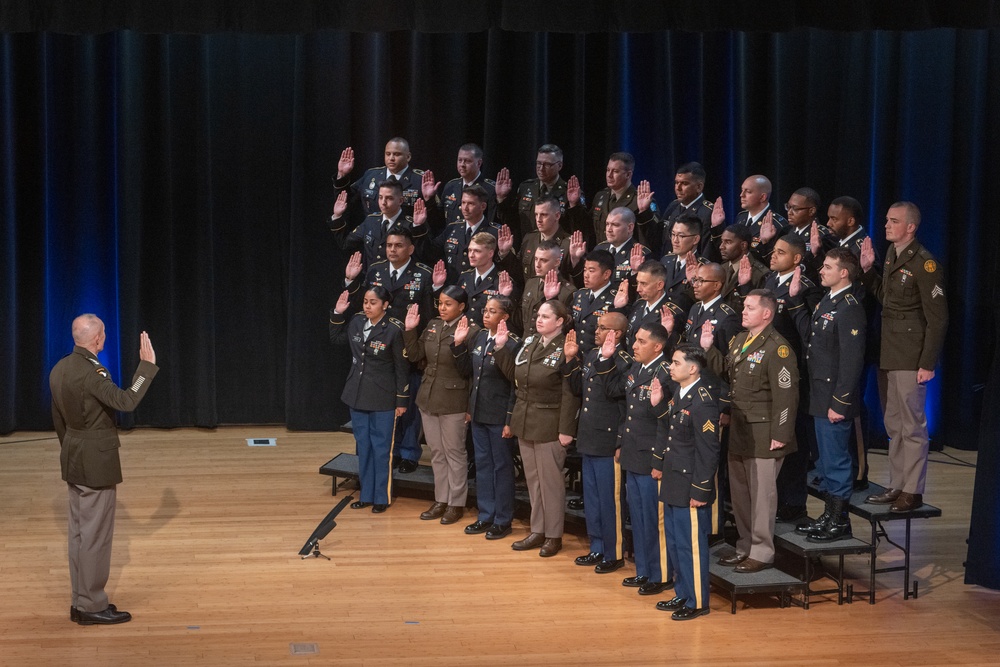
[426, 143, 497, 228]
[703, 289, 799, 573]
[331, 138, 425, 225]
[598, 323, 676, 596]
[418, 184, 499, 284]
[510, 196, 573, 284]
[51, 315, 158, 626]
[330, 287, 409, 514]
[495, 144, 571, 246]
[493, 300, 580, 558]
[684, 263, 742, 358]
[713, 174, 789, 265]
[452, 296, 519, 540]
[778, 188, 837, 281]
[519, 241, 575, 337]
[650, 345, 722, 620]
[571, 250, 622, 355]
[860, 202, 948, 512]
[720, 225, 769, 311]
[796, 248, 867, 542]
[659, 216, 707, 315]
[564, 152, 658, 247]
[653, 162, 721, 262]
[592, 207, 652, 294]
[432, 232, 519, 330]
[563, 312, 632, 574]
[620, 260, 684, 349]
[329, 179, 428, 271]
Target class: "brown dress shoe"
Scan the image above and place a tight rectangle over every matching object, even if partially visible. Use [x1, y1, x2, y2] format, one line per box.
[440, 506, 465, 524]
[717, 552, 748, 566]
[866, 488, 901, 504]
[420, 502, 447, 520]
[890, 492, 923, 513]
[539, 538, 562, 557]
[511, 532, 546, 551]
[734, 558, 773, 574]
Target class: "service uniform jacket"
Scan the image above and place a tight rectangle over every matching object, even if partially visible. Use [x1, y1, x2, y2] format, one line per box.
[403, 318, 479, 415]
[735, 205, 790, 264]
[656, 195, 720, 262]
[626, 293, 684, 350]
[571, 285, 622, 355]
[684, 297, 743, 358]
[592, 237, 651, 295]
[739, 271, 822, 359]
[347, 259, 435, 326]
[564, 185, 657, 246]
[333, 165, 425, 218]
[861, 239, 948, 371]
[838, 227, 882, 363]
[659, 253, 705, 314]
[453, 265, 522, 330]
[421, 218, 500, 285]
[520, 274, 575, 337]
[785, 222, 837, 281]
[50, 347, 159, 488]
[330, 211, 428, 270]
[707, 324, 799, 458]
[806, 290, 867, 419]
[496, 177, 569, 243]
[454, 329, 518, 426]
[600, 354, 675, 475]
[330, 312, 409, 412]
[433, 173, 497, 229]
[493, 333, 580, 442]
[722, 254, 769, 312]
[564, 346, 632, 457]
[517, 229, 572, 284]
[652, 380, 721, 506]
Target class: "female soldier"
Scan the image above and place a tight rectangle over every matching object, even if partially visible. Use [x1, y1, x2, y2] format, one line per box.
[403, 286, 479, 525]
[454, 295, 519, 540]
[329, 286, 408, 513]
[493, 300, 580, 557]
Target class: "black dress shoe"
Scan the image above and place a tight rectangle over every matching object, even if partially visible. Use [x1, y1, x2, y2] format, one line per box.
[397, 459, 419, 474]
[656, 596, 688, 612]
[464, 520, 491, 534]
[575, 552, 604, 566]
[371, 504, 388, 513]
[76, 606, 132, 625]
[671, 606, 710, 621]
[72, 603, 115, 622]
[622, 575, 648, 588]
[420, 502, 447, 520]
[594, 559, 625, 574]
[350, 501, 372, 510]
[638, 580, 674, 596]
[485, 524, 512, 540]
[567, 498, 585, 510]
[717, 552, 747, 566]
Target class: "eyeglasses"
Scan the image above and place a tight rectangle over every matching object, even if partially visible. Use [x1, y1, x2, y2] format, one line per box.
[595, 325, 620, 332]
[691, 278, 721, 285]
[784, 203, 813, 213]
[670, 232, 696, 239]
[535, 161, 561, 168]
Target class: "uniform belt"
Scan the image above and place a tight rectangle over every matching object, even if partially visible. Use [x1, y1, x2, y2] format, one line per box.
[65, 427, 117, 439]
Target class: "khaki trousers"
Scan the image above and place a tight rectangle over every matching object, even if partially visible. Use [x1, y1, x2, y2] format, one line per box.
[728, 454, 783, 563]
[68, 482, 117, 613]
[882, 370, 930, 494]
[420, 410, 469, 506]
[519, 439, 567, 538]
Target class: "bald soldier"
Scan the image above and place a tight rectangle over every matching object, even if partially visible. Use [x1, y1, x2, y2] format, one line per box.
[50, 315, 159, 625]
[332, 138, 426, 223]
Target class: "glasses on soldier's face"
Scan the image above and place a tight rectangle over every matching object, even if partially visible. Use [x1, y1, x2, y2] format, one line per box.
[785, 203, 812, 213]
[670, 232, 696, 240]
[536, 161, 560, 169]
[691, 278, 720, 285]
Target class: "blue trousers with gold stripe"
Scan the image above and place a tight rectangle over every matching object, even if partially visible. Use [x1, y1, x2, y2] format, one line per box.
[626, 472, 670, 583]
[582, 454, 624, 559]
[350, 408, 396, 505]
[664, 502, 712, 610]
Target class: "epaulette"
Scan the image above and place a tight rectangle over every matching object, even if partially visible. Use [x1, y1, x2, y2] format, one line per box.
[446, 220, 465, 228]
[617, 349, 633, 364]
[412, 168, 425, 175]
[508, 333, 522, 344]
[703, 200, 714, 209]
[719, 303, 736, 315]
[414, 262, 433, 273]
[843, 293, 859, 306]
[697, 386, 715, 403]
[667, 301, 684, 314]
[387, 317, 404, 329]
[483, 178, 496, 186]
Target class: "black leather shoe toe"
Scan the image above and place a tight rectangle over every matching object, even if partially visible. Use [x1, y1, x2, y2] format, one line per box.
[76, 607, 132, 625]
[574, 552, 603, 566]
[656, 597, 687, 612]
[350, 501, 372, 510]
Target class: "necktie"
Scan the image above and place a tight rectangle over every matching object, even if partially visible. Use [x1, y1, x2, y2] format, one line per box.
[475, 275, 483, 289]
[390, 269, 399, 285]
[388, 174, 398, 183]
[382, 218, 391, 235]
[363, 322, 373, 341]
[465, 226, 472, 244]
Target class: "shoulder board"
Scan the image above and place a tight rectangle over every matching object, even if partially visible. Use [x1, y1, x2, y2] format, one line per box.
[697, 386, 715, 402]
[387, 317, 404, 329]
[656, 359, 670, 371]
[703, 200, 714, 209]
[369, 259, 389, 269]
[508, 333, 521, 343]
[446, 221, 465, 228]
[402, 215, 414, 223]
[719, 303, 736, 315]
[414, 262, 433, 273]
[801, 275, 815, 286]
[411, 168, 425, 175]
[483, 178, 496, 186]
[667, 301, 684, 314]
[617, 350, 633, 363]
[445, 176, 463, 185]
[916, 246, 934, 259]
[844, 293, 859, 305]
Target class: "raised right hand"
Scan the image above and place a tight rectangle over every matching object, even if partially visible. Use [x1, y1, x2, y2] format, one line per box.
[711, 196, 725, 228]
[337, 147, 354, 179]
[334, 290, 351, 315]
[860, 237, 875, 272]
[332, 190, 348, 218]
[344, 251, 363, 281]
[404, 303, 421, 331]
[495, 167, 512, 202]
[563, 329, 579, 360]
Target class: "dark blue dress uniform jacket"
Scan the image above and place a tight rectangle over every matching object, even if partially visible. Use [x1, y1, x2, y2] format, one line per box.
[805, 290, 867, 420]
[652, 380, 722, 506]
[564, 346, 632, 457]
[329, 312, 409, 412]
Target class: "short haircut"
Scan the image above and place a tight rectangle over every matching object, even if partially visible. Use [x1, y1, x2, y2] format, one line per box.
[440, 285, 469, 306]
[673, 216, 702, 236]
[778, 233, 807, 258]
[747, 288, 778, 316]
[537, 144, 564, 162]
[584, 249, 615, 274]
[462, 184, 489, 204]
[723, 224, 753, 244]
[825, 246, 860, 281]
[608, 152, 635, 171]
[637, 259, 667, 281]
[458, 143, 483, 159]
[470, 231, 497, 251]
[386, 137, 410, 152]
[535, 239, 563, 255]
[486, 294, 514, 316]
[608, 206, 636, 225]
[378, 179, 403, 196]
[793, 187, 822, 209]
[830, 196, 863, 222]
[366, 285, 392, 305]
[535, 195, 562, 212]
[674, 343, 707, 370]
[386, 225, 415, 244]
[639, 322, 670, 347]
[676, 162, 707, 182]
[889, 201, 921, 229]
[601, 311, 628, 332]
[700, 262, 727, 283]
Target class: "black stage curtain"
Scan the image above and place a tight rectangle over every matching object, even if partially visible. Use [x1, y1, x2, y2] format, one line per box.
[2, 1, 1000, 33]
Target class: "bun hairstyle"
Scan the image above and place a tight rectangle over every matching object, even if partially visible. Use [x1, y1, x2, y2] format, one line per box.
[439, 285, 469, 308]
[366, 285, 392, 305]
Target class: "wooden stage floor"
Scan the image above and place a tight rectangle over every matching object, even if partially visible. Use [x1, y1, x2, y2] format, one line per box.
[1, 427, 998, 666]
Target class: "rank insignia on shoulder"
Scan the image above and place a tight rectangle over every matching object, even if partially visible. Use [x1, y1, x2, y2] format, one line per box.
[851, 329, 859, 336]
[778, 367, 792, 389]
[777, 345, 790, 358]
[412, 168, 424, 175]
[96, 368, 109, 378]
[698, 386, 712, 402]
[702, 420, 715, 433]
[704, 200, 713, 209]
[924, 259, 937, 273]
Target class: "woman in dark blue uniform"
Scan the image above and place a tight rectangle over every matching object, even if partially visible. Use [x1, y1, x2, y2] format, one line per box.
[454, 295, 520, 540]
[329, 286, 409, 513]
